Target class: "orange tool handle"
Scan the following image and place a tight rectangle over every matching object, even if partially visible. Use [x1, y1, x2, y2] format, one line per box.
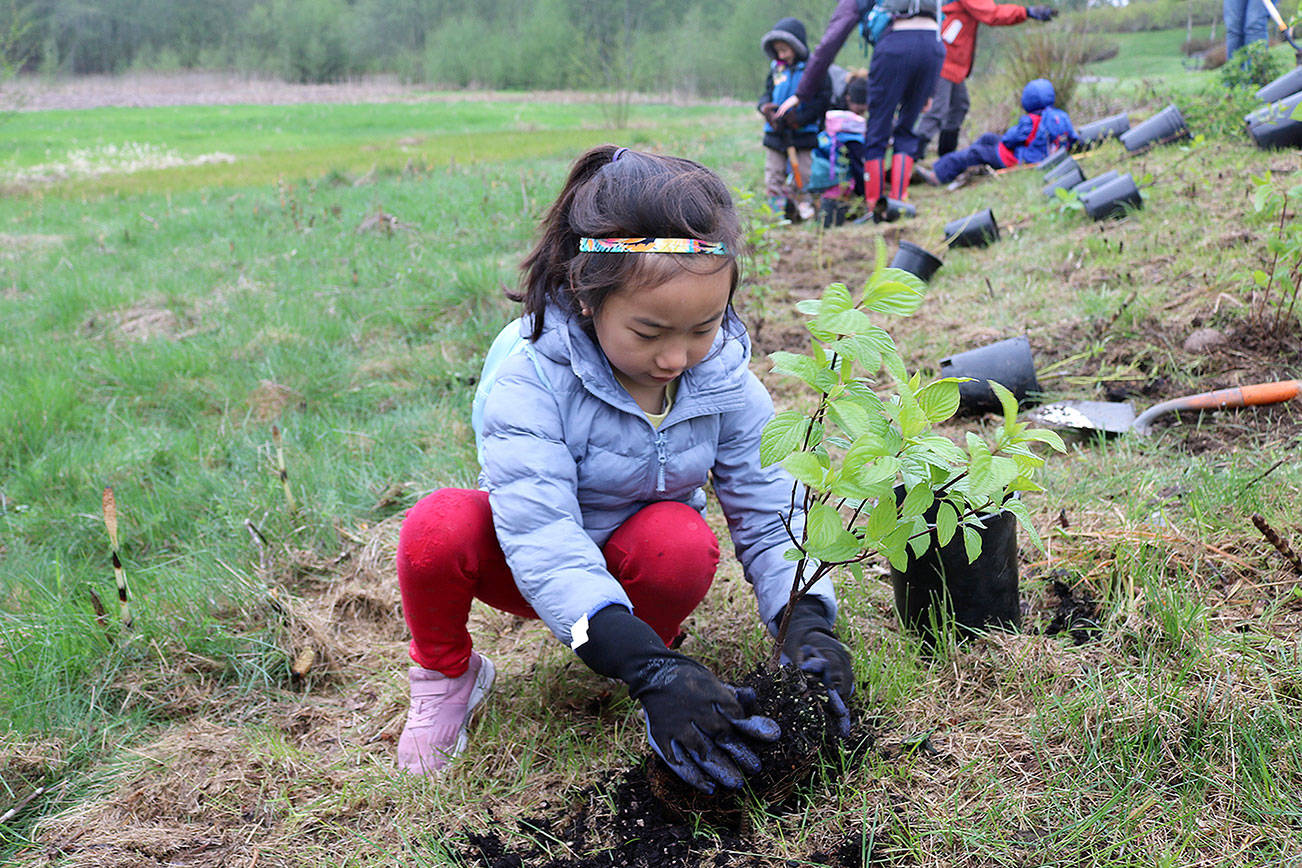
[1134, 380, 1302, 430]
[787, 145, 803, 190]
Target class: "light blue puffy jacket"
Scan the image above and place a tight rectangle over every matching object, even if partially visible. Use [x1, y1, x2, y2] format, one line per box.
[478, 306, 837, 650]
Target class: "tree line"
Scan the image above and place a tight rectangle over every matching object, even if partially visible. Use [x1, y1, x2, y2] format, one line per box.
[2, 0, 1220, 96]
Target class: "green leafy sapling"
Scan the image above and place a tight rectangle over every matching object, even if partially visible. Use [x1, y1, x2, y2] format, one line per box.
[762, 242, 1067, 658]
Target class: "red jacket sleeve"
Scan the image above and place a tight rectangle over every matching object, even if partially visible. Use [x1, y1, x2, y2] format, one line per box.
[939, 0, 1029, 82]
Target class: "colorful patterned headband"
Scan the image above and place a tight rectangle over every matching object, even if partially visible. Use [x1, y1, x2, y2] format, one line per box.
[578, 237, 730, 255]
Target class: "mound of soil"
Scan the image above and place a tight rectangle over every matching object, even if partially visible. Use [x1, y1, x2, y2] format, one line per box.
[457, 665, 873, 868]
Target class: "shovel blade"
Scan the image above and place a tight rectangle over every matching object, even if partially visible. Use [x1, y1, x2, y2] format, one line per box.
[1027, 400, 1137, 434]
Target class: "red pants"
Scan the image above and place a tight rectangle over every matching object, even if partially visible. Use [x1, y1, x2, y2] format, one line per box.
[397, 489, 720, 676]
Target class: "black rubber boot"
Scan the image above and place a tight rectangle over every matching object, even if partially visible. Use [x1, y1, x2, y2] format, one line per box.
[937, 129, 960, 157]
[915, 137, 930, 162]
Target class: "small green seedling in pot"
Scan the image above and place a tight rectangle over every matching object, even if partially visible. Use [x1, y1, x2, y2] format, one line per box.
[763, 241, 1067, 655]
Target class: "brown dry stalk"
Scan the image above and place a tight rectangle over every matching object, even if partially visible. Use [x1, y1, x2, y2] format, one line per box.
[272, 425, 297, 511]
[102, 486, 132, 629]
[1250, 513, 1302, 575]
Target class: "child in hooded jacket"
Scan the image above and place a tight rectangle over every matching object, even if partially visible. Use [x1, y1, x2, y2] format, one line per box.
[924, 78, 1077, 185]
[758, 16, 833, 222]
[395, 145, 853, 794]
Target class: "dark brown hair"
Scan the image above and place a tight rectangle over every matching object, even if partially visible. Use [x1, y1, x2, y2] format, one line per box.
[513, 145, 744, 341]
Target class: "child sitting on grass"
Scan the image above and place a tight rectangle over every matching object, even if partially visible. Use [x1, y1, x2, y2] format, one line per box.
[919, 78, 1077, 186]
[395, 145, 852, 794]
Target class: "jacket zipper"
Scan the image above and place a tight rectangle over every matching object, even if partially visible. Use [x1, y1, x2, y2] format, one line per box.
[654, 431, 668, 492]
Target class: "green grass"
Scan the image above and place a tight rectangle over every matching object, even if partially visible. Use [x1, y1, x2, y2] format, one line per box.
[1082, 26, 1299, 84]
[2, 76, 1302, 865]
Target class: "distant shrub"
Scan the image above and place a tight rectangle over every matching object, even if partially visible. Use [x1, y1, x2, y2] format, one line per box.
[1220, 40, 1286, 89]
[998, 26, 1101, 113]
[1181, 36, 1215, 56]
[1177, 81, 1265, 140]
[1064, 0, 1220, 34]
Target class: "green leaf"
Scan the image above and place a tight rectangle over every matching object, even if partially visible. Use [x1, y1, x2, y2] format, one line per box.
[761, 411, 813, 466]
[847, 562, 865, 585]
[783, 451, 828, 489]
[916, 379, 962, 423]
[1022, 427, 1067, 453]
[864, 493, 898, 540]
[827, 397, 877, 440]
[783, 546, 804, 561]
[989, 381, 1019, 426]
[796, 298, 822, 316]
[861, 274, 926, 316]
[936, 501, 959, 547]
[896, 396, 929, 439]
[806, 501, 863, 562]
[770, 351, 826, 391]
[818, 307, 875, 337]
[838, 454, 900, 496]
[1003, 497, 1044, 553]
[962, 525, 983, 564]
[883, 524, 914, 571]
[899, 482, 934, 519]
[906, 434, 966, 467]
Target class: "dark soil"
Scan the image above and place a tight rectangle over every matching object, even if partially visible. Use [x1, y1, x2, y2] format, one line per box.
[1040, 575, 1103, 645]
[455, 665, 874, 868]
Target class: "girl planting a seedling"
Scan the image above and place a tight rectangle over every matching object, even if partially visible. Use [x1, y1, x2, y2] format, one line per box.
[395, 145, 852, 794]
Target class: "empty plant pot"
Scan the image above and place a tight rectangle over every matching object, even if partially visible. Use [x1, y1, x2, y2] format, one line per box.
[1042, 164, 1086, 196]
[938, 335, 1041, 413]
[943, 208, 999, 248]
[1073, 112, 1130, 150]
[1120, 104, 1190, 153]
[891, 497, 1021, 644]
[1079, 172, 1143, 220]
[1069, 169, 1120, 199]
[1043, 156, 1083, 183]
[890, 240, 944, 282]
[1245, 91, 1302, 150]
[1255, 66, 1302, 103]
[1038, 148, 1072, 173]
[884, 197, 917, 220]
[821, 198, 849, 227]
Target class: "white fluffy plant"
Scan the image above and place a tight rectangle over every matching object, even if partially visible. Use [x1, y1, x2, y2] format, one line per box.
[762, 244, 1066, 653]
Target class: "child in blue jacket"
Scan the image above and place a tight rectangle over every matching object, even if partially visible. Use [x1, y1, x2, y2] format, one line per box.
[395, 146, 853, 794]
[758, 17, 833, 222]
[923, 78, 1077, 185]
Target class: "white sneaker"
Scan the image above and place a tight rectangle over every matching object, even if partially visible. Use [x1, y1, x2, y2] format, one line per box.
[797, 200, 816, 222]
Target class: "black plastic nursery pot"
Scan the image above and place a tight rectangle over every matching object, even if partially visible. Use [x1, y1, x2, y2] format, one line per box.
[943, 208, 999, 248]
[1069, 169, 1120, 199]
[1042, 163, 1086, 196]
[821, 198, 849, 227]
[1079, 172, 1143, 220]
[1038, 148, 1072, 173]
[1120, 104, 1190, 153]
[1255, 66, 1302, 103]
[883, 197, 917, 221]
[1245, 91, 1302, 150]
[938, 335, 1041, 413]
[1042, 156, 1082, 184]
[890, 240, 943, 282]
[890, 498, 1021, 644]
[1073, 112, 1130, 150]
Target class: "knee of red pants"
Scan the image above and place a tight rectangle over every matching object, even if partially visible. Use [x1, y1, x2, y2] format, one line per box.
[604, 501, 720, 645]
[397, 488, 496, 577]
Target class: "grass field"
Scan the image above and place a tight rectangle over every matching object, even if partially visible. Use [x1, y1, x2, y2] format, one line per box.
[2, 60, 1302, 867]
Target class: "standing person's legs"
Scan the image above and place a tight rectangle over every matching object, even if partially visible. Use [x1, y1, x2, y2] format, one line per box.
[914, 77, 953, 158]
[1224, 0, 1248, 57]
[888, 32, 946, 201]
[1242, 0, 1270, 49]
[937, 80, 970, 156]
[865, 33, 914, 209]
[764, 146, 790, 209]
[843, 139, 867, 198]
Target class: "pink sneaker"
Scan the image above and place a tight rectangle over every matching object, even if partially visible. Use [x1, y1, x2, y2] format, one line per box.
[397, 652, 496, 775]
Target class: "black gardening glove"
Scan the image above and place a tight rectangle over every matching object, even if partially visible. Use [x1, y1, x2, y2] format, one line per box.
[575, 605, 781, 794]
[760, 102, 778, 123]
[1026, 5, 1057, 20]
[778, 598, 854, 737]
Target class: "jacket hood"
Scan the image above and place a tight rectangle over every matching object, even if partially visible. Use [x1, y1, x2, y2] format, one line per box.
[761, 17, 809, 62]
[1021, 78, 1056, 112]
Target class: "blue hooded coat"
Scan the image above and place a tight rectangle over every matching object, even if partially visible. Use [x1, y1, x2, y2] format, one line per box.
[477, 308, 837, 650]
[999, 78, 1077, 165]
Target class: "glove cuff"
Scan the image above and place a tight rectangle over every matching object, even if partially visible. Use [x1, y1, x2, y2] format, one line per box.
[573, 604, 679, 685]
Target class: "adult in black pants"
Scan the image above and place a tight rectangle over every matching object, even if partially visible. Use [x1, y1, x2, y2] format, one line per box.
[776, 0, 944, 221]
